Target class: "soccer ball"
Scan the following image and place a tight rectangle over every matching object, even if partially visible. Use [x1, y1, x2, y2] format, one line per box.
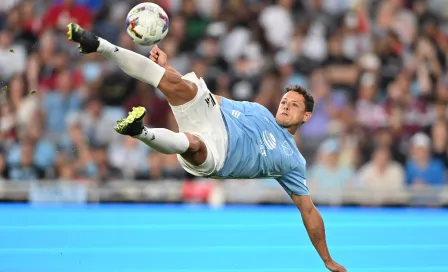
[125, 2, 169, 46]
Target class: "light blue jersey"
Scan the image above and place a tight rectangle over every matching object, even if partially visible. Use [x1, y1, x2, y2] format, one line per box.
[213, 97, 309, 196]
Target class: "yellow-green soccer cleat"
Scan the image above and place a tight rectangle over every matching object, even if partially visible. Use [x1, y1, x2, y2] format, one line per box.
[66, 23, 100, 54]
[114, 107, 147, 136]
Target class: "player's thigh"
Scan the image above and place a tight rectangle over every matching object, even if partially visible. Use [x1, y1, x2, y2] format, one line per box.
[158, 71, 198, 106]
[170, 74, 227, 174]
[170, 79, 224, 137]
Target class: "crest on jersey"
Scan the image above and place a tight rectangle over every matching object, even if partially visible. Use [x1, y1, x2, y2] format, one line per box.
[281, 141, 293, 156]
[262, 131, 276, 150]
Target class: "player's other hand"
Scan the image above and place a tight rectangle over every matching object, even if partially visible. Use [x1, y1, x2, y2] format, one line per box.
[325, 259, 347, 272]
[149, 45, 168, 67]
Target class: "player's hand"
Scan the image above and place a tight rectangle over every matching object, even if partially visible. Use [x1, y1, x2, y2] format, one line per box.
[149, 45, 168, 67]
[325, 259, 347, 272]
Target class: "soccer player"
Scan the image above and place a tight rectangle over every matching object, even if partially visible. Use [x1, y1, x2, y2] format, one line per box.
[67, 23, 346, 272]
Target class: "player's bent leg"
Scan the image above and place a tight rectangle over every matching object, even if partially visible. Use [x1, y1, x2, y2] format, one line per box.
[114, 106, 208, 166]
[179, 133, 208, 166]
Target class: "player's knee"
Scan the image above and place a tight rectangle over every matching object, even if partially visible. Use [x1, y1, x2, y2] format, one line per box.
[181, 133, 208, 166]
[158, 72, 197, 105]
[184, 133, 202, 152]
[174, 79, 197, 97]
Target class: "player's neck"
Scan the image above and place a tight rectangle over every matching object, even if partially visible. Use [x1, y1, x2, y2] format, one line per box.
[286, 125, 299, 135]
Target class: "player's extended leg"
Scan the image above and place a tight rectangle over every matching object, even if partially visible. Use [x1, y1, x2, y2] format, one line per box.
[67, 23, 195, 106]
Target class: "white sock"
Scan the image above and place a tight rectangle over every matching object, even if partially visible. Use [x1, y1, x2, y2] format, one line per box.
[97, 38, 166, 87]
[134, 127, 189, 154]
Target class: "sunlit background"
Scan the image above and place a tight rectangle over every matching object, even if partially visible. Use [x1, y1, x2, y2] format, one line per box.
[0, 0, 447, 271]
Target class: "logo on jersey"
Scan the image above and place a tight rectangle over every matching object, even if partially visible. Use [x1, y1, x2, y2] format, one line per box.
[231, 110, 241, 118]
[258, 140, 267, 157]
[262, 131, 276, 150]
[205, 93, 216, 107]
[281, 141, 293, 156]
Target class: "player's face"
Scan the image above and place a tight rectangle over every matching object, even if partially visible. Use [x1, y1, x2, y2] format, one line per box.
[275, 92, 312, 128]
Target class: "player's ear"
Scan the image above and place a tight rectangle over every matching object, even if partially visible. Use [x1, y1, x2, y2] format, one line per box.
[303, 112, 312, 123]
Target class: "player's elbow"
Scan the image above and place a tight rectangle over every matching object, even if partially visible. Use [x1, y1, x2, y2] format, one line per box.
[292, 195, 316, 216]
[301, 205, 316, 217]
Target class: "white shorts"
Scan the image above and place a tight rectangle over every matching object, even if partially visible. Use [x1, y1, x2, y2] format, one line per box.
[171, 72, 228, 177]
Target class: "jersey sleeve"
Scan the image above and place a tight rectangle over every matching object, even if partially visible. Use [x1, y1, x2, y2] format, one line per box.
[276, 167, 310, 196]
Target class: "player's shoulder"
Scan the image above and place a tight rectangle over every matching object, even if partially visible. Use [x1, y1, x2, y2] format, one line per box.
[221, 98, 273, 117]
[252, 102, 273, 115]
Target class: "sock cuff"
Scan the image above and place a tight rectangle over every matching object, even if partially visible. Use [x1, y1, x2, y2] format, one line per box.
[98, 39, 166, 87]
[144, 60, 166, 87]
[135, 127, 190, 154]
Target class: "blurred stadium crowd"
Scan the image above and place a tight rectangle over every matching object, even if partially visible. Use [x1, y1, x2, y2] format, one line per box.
[0, 0, 447, 199]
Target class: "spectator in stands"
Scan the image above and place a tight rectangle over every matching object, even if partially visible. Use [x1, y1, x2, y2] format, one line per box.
[308, 138, 354, 204]
[323, 31, 358, 92]
[0, 104, 16, 145]
[148, 153, 163, 180]
[72, 144, 97, 181]
[434, 77, 448, 103]
[160, 154, 186, 180]
[355, 72, 387, 130]
[58, 158, 76, 181]
[66, 97, 117, 147]
[124, 81, 170, 129]
[428, 121, 448, 169]
[7, 121, 56, 177]
[0, 28, 27, 82]
[356, 147, 406, 197]
[301, 70, 347, 157]
[41, 0, 93, 31]
[405, 132, 446, 187]
[146, 153, 186, 180]
[259, 0, 294, 50]
[41, 69, 82, 137]
[53, 0, 103, 13]
[6, 140, 44, 181]
[108, 136, 149, 180]
[91, 144, 122, 182]
[6, 0, 39, 52]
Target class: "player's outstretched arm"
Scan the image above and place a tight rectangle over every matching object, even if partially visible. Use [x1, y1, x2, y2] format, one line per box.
[149, 45, 182, 77]
[292, 195, 347, 272]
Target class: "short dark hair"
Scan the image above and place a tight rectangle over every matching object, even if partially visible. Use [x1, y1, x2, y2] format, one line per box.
[285, 85, 314, 113]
